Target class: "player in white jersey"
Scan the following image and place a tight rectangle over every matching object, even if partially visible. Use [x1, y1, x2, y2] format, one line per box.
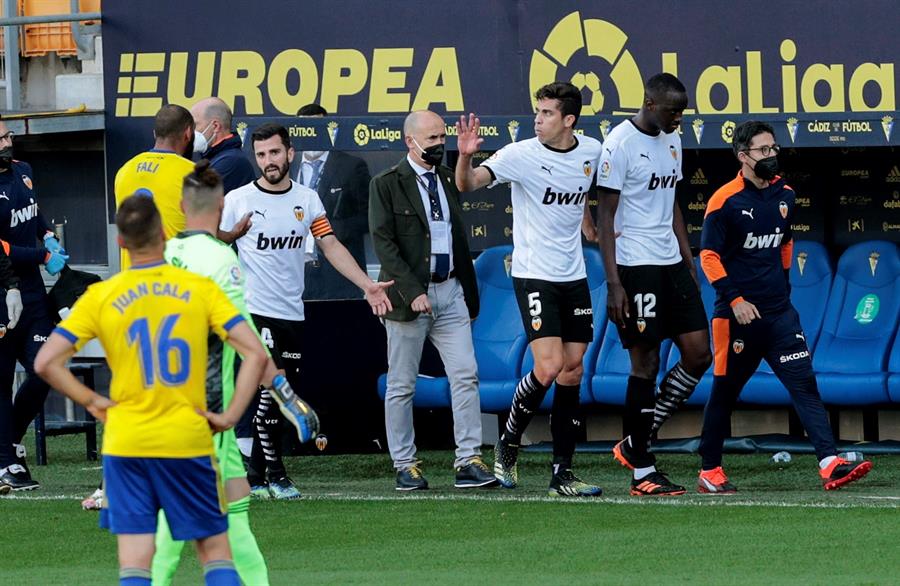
[596, 73, 712, 496]
[222, 123, 392, 498]
[456, 81, 603, 497]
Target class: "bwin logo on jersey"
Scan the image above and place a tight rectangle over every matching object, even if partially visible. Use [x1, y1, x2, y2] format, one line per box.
[542, 186, 586, 205]
[647, 172, 678, 190]
[9, 198, 39, 227]
[257, 231, 304, 250]
[743, 228, 785, 249]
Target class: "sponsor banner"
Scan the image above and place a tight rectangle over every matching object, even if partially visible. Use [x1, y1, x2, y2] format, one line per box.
[234, 114, 900, 153]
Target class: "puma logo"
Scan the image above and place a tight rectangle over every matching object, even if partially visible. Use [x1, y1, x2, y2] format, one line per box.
[604, 147, 613, 155]
[253, 209, 267, 219]
[639, 153, 651, 160]
[742, 208, 754, 220]
[541, 165, 553, 175]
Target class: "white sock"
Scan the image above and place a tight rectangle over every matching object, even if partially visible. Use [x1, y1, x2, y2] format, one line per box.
[634, 465, 656, 480]
[819, 455, 837, 470]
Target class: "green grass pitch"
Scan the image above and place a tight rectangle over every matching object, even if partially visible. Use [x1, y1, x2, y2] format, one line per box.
[1, 434, 897, 585]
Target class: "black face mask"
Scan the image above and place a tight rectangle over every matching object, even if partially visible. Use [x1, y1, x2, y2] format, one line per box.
[751, 155, 779, 181]
[415, 139, 444, 167]
[0, 147, 12, 171]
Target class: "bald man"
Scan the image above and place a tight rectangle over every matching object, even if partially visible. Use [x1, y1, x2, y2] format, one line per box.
[369, 110, 497, 491]
[191, 97, 255, 195]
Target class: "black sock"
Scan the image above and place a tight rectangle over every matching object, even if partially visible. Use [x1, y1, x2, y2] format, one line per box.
[624, 376, 656, 467]
[551, 383, 581, 471]
[651, 362, 700, 435]
[501, 371, 550, 444]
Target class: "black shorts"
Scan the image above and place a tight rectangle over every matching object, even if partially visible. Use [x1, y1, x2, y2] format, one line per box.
[250, 313, 304, 373]
[512, 277, 593, 344]
[615, 263, 708, 349]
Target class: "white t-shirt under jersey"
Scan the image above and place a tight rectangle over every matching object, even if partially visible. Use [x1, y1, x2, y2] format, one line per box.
[597, 120, 683, 266]
[483, 135, 602, 282]
[221, 179, 329, 321]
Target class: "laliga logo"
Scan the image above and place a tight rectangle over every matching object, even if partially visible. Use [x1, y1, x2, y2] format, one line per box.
[354, 123, 371, 146]
[353, 123, 401, 146]
[721, 120, 735, 144]
[529, 12, 644, 115]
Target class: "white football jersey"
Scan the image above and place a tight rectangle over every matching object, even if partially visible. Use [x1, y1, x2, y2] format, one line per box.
[221, 180, 328, 321]
[483, 136, 601, 282]
[597, 120, 683, 266]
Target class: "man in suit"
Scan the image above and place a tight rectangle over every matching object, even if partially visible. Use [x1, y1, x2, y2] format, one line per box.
[296, 103, 371, 300]
[369, 110, 497, 491]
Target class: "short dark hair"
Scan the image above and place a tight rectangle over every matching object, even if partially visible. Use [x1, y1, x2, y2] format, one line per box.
[534, 81, 582, 126]
[645, 73, 686, 101]
[154, 104, 194, 139]
[732, 120, 776, 157]
[297, 103, 327, 116]
[183, 159, 223, 214]
[116, 194, 162, 250]
[251, 123, 291, 150]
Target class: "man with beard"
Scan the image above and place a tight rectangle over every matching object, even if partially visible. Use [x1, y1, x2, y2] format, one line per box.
[222, 123, 392, 498]
[115, 104, 250, 270]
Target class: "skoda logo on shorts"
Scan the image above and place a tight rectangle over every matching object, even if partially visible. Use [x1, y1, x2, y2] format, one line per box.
[636, 318, 646, 333]
[529, 12, 644, 115]
[531, 316, 542, 331]
[733, 339, 745, 354]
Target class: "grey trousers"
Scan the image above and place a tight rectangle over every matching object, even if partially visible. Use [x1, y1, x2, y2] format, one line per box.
[384, 278, 482, 470]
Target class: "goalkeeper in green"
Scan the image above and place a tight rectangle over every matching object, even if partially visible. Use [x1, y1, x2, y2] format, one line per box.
[151, 160, 318, 585]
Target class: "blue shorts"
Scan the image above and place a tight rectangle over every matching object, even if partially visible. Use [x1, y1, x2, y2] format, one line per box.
[99, 455, 227, 541]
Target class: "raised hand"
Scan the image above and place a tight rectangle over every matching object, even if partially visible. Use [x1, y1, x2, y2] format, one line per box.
[455, 113, 484, 157]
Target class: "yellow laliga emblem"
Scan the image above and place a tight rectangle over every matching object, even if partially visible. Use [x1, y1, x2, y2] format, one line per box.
[583, 160, 593, 177]
[796, 252, 808, 276]
[636, 318, 646, 333]
[353, 123, 371, 146]
[721, 120, 736, 144]
[293, 205, 305, 221]
[732, 339, 745, 354]
[779, 201, 788, 219]
[531, 316, 542, 331]
[529, 12, 644, 115]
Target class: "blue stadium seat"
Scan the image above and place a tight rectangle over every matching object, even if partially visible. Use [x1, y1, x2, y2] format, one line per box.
[813, 241, 900, 405]
[377, 246, 527, 410]
[518, 247, 607, 410]
[888, 331, 900, 403]
[471, 246, 530, 413]
[741, 241, 833, 405]
[662, 258, 717, 406]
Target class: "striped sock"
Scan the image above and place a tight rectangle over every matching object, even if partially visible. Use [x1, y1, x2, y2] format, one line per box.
[203, 560, 240, 586]
[501, 371, 550, 444]
[119, 567, 151, 586]
[651, 363, 700, 435]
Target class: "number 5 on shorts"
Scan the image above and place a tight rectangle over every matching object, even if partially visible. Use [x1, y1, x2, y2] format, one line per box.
[528, 292, 542, 316]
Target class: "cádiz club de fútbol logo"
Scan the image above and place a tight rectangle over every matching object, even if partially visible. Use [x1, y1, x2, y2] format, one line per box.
[529, 12, 644, 115]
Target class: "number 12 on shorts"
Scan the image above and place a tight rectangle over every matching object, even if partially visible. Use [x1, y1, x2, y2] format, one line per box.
[634, 293, 656, 317]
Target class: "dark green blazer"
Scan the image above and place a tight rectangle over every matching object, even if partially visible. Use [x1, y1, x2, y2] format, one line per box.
[369, 157, 479, 322]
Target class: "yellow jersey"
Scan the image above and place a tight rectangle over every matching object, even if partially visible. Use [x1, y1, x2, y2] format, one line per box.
[55, 261, 245, 458]
[114, 150, 194, 270]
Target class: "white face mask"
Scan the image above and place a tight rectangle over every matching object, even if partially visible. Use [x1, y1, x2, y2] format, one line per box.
[192, 122, 214, 154]
[304, 150, 326, 160]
